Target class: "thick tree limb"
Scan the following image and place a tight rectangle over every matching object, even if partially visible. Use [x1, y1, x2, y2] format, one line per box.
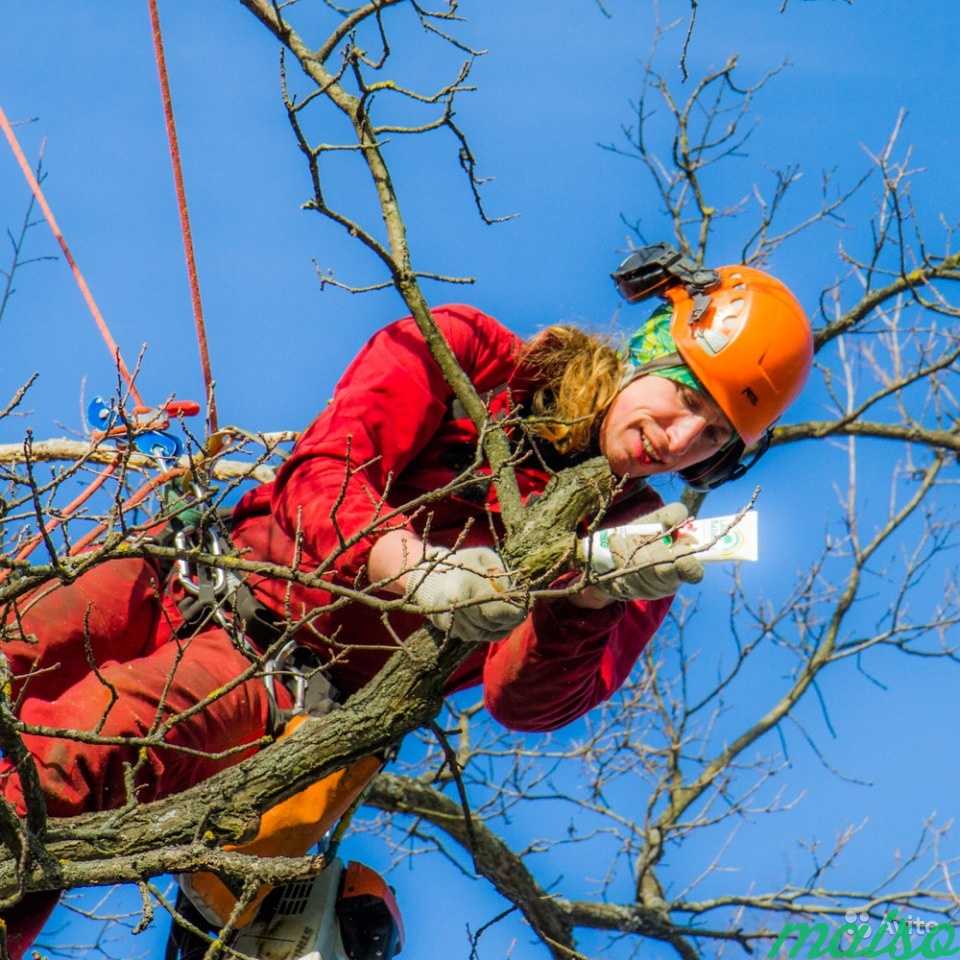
[366, 773, 746, 960]
[0, 436, 293, 483]
[0, 455, 618, 903]
[367, 772, 575, 959]
[772, 420, 960, 453]
[814, 254, 960, 351]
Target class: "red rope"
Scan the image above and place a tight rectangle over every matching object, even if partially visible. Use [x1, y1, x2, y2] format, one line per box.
[68, 466, 187, 556]
[2, 82, 211, 569]
[147, 0, 219, 435]
[13, 459, 119, 564]
[0, 106, 144, 408]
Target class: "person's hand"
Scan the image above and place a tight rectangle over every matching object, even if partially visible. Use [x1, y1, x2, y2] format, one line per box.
[407, 547, 526, 642]
[584, 502, 704, 601]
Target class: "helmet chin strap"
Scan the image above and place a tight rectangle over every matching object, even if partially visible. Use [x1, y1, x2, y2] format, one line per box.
[679, 431, 772, 491]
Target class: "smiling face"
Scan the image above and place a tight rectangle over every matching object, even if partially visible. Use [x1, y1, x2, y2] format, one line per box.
[599, 374, 735, 478]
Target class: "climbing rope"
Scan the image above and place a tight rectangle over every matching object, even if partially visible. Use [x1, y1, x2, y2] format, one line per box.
[147, 0, 218, 435]
[68, 465, 187, 556]
[0, 107, 144, 408]
[2, 3, 217, 432]
[1, 4, 221, 560]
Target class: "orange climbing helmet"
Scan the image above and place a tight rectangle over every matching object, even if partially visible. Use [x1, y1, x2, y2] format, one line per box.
[663, 264, 813, 445]
[613, 244, 814, 489]
[613, 244, 813, 446]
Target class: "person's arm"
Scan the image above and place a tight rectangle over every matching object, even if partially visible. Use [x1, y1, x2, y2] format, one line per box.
[270, 305, 517, 584]
[369, 531, 616, 604]
[480, 594, 673, 732]
[479, 495, 686, 731]
[421, 474, 687, 726]
[367, 528, 426, 590]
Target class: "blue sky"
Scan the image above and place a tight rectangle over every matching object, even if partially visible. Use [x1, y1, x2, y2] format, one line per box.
[2, 1, 959, 957]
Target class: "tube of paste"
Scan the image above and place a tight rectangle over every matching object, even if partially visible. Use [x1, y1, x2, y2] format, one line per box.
[578, 511, 759, 568]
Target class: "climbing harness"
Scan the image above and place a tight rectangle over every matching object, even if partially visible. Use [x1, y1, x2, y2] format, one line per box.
[86, 388, 381, 957]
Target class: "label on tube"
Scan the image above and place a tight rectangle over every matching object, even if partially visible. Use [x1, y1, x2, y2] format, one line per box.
[579, 511, 759, 567]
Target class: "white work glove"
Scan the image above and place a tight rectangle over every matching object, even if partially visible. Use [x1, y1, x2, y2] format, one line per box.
[583, 503, 704, 601]
[407, 546, 526, 643]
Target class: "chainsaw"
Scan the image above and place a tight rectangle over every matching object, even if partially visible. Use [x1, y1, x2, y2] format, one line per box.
[168, 856, 403, 960]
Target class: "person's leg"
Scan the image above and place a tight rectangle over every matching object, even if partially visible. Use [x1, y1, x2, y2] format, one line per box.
[1, 558, 163, 703]
[0, 627, 276, 953]
[3, 892, 60, 960]
[4, 626, 273, 816]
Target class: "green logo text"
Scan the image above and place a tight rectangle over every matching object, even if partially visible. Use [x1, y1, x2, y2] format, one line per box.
[768, 911, 959, 959]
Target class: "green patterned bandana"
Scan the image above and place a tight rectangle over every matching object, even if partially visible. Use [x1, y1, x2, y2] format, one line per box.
[623, 303, 702, 392]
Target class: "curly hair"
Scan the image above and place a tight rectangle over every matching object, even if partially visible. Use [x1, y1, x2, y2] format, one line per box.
[520, 325, 627, 456]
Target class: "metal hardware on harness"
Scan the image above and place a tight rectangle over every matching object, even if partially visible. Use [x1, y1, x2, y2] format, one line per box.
[89, 394, 232, 617]
[264, 640, 305, 715]
[173, 483, 227, 591]
[264, 640, 340, 721]
[612, 242, 720, 318]
[172, 502, 234, 631]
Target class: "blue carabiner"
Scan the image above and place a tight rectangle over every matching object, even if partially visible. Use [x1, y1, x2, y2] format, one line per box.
[134, 430, 182, 463]
[87, 396, 120, 433]
[88, 395, 182, 467]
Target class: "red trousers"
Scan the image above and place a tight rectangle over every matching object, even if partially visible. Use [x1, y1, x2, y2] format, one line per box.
[0, 559, 278, 958]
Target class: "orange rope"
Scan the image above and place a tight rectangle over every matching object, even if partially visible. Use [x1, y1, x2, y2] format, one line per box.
[68, 466, 186, 556]
[147, 0, 219, 435]
[1, 463, 187, 572]
[13, 459, 120, 563]
[1, 86, 207, 570]
[0, 106, 144, 408]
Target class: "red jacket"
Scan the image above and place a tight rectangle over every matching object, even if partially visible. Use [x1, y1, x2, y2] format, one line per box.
[231, 305, 672, 731]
